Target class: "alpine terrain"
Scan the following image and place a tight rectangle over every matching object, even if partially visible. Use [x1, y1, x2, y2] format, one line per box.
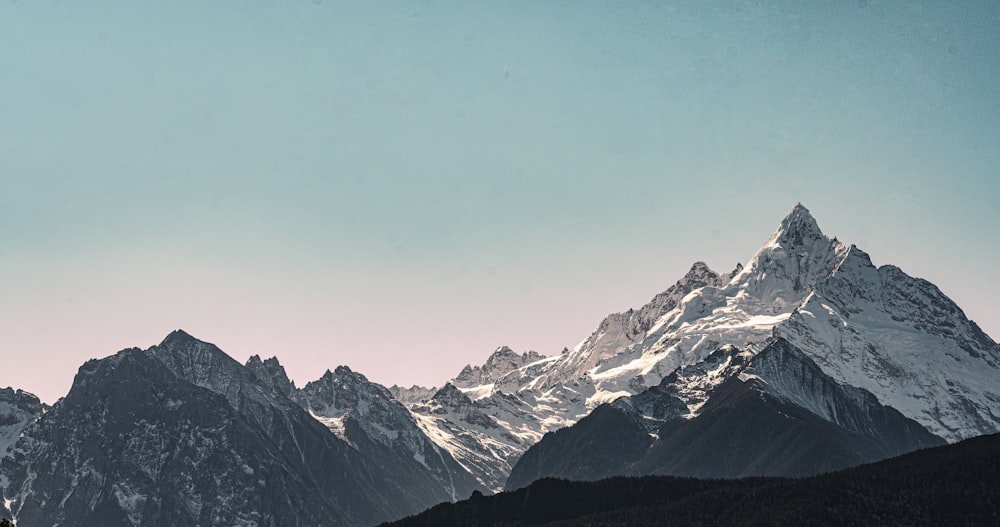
[402, 203, 1000, 491]
[0, 331, 480, 526]
[1, 203, 997, 526]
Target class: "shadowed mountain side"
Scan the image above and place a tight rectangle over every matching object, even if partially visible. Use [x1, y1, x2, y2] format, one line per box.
[1, 331, 472, 527]
[383, 432, 1000, 527]
[4, 349, 375, 526]
[501, 405, 653, 488]
[293, 365, 485, 501]
[506, 339, 943, 491]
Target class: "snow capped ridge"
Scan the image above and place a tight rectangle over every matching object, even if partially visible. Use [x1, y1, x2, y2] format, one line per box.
[453, 346, 546, 390]
[299, 364, 412, 446]
[407, 205, 857, 488]
[572, 207, 848, 398]
[302, 364, 397, 422]
[529, 260, 732, 390]
[775, 202, 826, 245]
[726, 204, 846, 313]
[409, 203, 1000, 490]
[409, 378, 544, 492]
[777, 241, 1000, 441]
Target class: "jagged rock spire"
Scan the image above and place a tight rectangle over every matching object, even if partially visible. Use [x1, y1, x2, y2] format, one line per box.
[771, 203, 827, 248]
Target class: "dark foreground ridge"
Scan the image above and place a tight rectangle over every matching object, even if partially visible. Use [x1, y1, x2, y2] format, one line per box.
[383, 431, 1000, 527]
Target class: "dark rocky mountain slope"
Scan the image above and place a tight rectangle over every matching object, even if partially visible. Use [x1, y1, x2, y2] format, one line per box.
[0, 331, 475, 527]
[384, 431, 1000, 527]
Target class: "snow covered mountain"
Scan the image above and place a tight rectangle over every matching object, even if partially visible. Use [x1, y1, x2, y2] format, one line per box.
[407, 381, 541, 493]
[452, 347, 546, 391]
[381, 347, 560, 492]
[405, 204, 1000, 490]
[0, 331, 477, 527]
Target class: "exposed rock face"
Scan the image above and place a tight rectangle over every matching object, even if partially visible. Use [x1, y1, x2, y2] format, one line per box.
[0, 332, 475, 527]
[295, 366, 484, 502]
[0, 387, 44, 499]
[245, 354, 296, 397]
[388, 385, 438, 405]
[452, 347, 546, 389]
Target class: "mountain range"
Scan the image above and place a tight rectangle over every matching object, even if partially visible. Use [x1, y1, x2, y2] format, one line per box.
[2, 204, 998, 526]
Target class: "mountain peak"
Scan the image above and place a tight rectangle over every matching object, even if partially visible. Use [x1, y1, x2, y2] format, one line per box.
[786, 201, 811, 220]
[773, 203, 826, 246]
[453, 347, 546, 389]
[432, 383, 473, 408]
[719, 203, 845, 314]
[317, 365, 380, 391]
[245, 355, 296, 396]
[682, 261, 717, 283]
[687, 261, 712, 274]
[160, 329, 200, 347]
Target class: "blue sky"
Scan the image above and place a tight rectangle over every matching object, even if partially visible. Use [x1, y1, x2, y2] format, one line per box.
[2, 1, 998, 402]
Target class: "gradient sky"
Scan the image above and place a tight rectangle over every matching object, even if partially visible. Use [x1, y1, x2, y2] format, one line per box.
[2, 1, 998, 403]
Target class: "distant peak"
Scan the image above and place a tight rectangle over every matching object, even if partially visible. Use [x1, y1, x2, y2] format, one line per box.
[689, 261, 712, 272]
[437, 382, 462, 395]
[245, 354, 287, 370]
[159, 329, 201, 347]
[680, 261, 718, 283]
[493, 345, 515, 356]
[326, 365, 371, 385]
[245, 354, 295, 394]
[773, 203, 826, 246]
[782, 202, 817, 227]
[432, 382, 472, 406]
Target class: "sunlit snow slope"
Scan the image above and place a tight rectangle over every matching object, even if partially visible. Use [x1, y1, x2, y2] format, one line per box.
[407, 204, 1000, 490]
